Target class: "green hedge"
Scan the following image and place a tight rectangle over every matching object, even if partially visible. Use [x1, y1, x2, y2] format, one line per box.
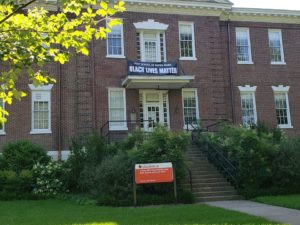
[65, 127, 193, 206]
[200, 124, 300, 198]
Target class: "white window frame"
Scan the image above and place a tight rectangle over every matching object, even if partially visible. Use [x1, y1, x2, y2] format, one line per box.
[238, 85, 257, 126]
[179, 21, 196, 61]
[272, 85, 292, 129]
[235, 27, 253, 64]
[182, 88, 200, 129]
[29, 84, 53, 134]
[106, 19, 125, 59]
[138, 30, 166, 62]
[0, 99, 6, 135]
[268, 29, 286, 65]
[108, 87, 128, 131]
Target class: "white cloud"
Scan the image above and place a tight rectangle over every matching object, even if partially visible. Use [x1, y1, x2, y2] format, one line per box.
[230, 0, 300, 10]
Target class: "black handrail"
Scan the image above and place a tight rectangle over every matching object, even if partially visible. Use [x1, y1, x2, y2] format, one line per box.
[204, 141, 237, 186]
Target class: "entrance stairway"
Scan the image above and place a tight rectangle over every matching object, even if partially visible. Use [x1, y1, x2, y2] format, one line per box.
[181, 144, 240, 202]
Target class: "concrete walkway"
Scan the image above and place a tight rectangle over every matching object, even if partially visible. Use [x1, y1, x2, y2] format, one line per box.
[206, 200, 300, 225]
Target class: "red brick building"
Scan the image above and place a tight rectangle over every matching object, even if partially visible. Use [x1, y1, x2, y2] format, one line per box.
[2, 0, 300, 158]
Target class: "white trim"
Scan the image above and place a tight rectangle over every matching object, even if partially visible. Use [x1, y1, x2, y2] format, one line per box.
[272, 86, 292, 129]
[28, 84, 53, 91]
[231, 7, 300, 17]
[134, 19, 169, 31]
[106, 19, 125, 58]
[179, 21, 196, 60]
[108, 88, 128, 131]
[182, 88, 200, 129]
[238, 86, 258, 125]
[238, 85, 257, 92]
[29, 84, 53, 135]
[139, 90, 170, 131]
[235, 27, 253, 64]
[106, 55, 126, 59]
[272, 85, 290, 92]
[268, 29, 285, 64]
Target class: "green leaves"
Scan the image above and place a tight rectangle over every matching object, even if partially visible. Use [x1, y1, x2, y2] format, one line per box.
[0, 0, 126, 123]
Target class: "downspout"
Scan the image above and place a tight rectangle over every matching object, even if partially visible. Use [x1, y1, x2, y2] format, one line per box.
[227, 19, 235, 123]
[91, 37, 96, 129]
[57, 3, 62, 161]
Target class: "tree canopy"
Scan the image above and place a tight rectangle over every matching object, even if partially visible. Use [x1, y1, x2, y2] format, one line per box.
[0, 0, 125, 123]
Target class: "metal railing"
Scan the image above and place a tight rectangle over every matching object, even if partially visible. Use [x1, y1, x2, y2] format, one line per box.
[185, 119, 237, 187]
[203, 141, 237, 186]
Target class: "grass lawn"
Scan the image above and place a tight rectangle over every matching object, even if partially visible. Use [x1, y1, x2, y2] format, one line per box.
[0, 200, 279, 225]
[255, 195, 300, 210]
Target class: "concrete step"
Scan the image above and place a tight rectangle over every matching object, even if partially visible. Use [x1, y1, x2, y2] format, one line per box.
[193, 190, 237, 197]
[191, 185, 236, 192]
[195, 195, 241, 202]
[191, 177, 227, 183]
[189, 173, 223, 179]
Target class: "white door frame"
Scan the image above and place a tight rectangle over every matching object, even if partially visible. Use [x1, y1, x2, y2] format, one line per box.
[139, 90, 170, 131]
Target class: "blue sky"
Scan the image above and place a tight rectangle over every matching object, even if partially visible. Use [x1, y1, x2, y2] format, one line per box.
[230, 0, 300, 10]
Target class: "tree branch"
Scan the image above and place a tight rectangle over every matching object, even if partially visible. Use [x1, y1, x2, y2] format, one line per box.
[0, 0, 38, 25]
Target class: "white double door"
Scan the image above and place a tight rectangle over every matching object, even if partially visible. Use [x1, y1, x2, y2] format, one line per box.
[140, 90, 169, 132]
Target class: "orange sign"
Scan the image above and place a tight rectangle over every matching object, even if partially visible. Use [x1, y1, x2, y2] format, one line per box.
[135, 163, 174, 184]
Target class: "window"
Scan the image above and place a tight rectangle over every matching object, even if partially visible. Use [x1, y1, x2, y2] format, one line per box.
[179, 22, 196, 60]
[236, 28, 252, 64]
[272, 86, 292, 128]
[182, 89, 199, 128]
[137, 31, 166, 62]
[0, 99, 5, 135]
[239, 86, 257, 126]
[29, 84, 53, 134]
[268, 29, 285, 64]
[108, 88, 127, 130]
[107, 20, 124, 58]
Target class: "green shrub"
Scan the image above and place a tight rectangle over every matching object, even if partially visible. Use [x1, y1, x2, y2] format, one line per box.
[1, 140, 50, 172]
[200, 125, 300, 197]
[0, 170, 34, 194]
[130, 126, 190, 183]
[65, 131, 107, 192]
[33, 161, 69, 196]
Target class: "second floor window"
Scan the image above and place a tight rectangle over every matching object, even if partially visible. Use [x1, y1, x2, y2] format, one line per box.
[179, 22, 196, 59]
[137, 31, 166, 62]
[107, 21, 124, 58]
[236, 28, 252, 64]
[268, 29, 285, 64]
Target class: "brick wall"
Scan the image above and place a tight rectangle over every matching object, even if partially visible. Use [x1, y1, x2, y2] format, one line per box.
[2, 10, 300, 151]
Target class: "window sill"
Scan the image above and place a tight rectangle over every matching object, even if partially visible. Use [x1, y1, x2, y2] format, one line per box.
[278, 125, 293, 129]
[109, 127, 128, 131]
[106, 55, 126, 59]
[179, 57, 197, 61]
[183, 124, 200, 130]
[30, 130, 52, 135]
[237, 61, 254, 65]
[271, 62, 286, 65]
